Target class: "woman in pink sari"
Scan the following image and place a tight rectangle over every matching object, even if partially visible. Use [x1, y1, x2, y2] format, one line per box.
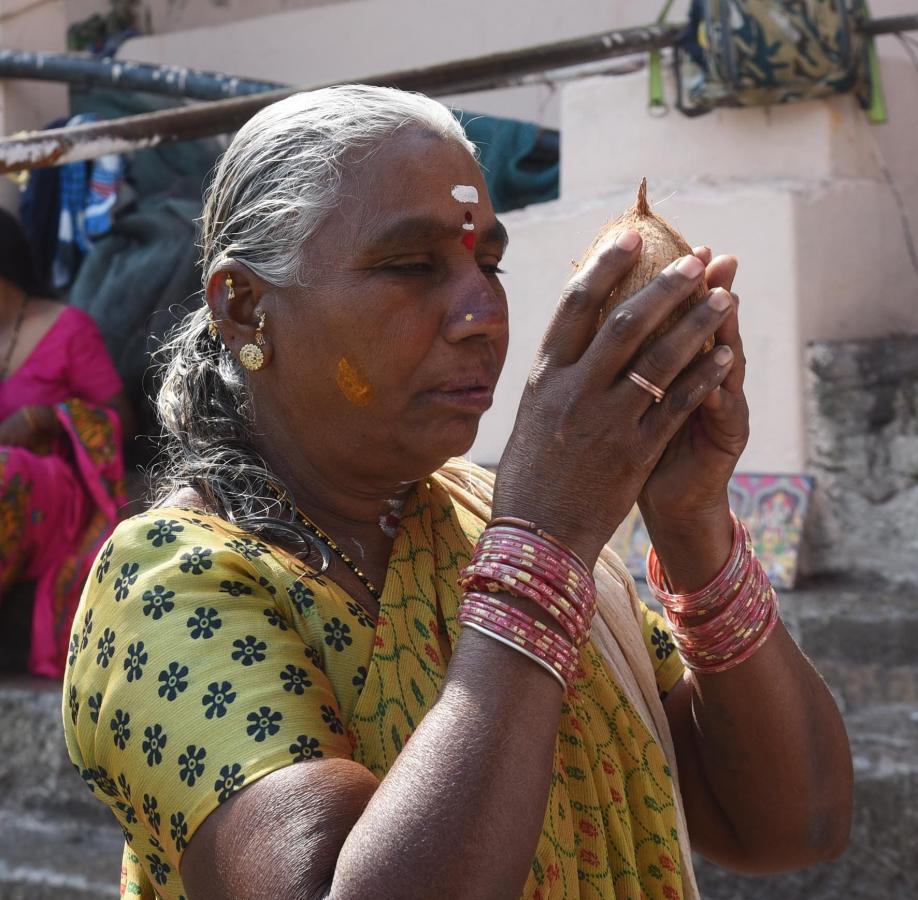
[0, 209, 129, 677]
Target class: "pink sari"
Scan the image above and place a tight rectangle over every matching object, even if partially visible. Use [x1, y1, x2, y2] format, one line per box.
[0, 306, 126, 677]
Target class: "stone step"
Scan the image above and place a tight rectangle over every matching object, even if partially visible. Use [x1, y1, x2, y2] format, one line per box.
[637, 577, 918, 711]
[778, 579, 918, 712]
[0, 677, 108, 827]
[694, 703, 918, 900]
[0, 811, 121, 900]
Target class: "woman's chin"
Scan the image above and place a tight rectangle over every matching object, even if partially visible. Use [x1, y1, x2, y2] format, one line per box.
[405, 417, 480, 473]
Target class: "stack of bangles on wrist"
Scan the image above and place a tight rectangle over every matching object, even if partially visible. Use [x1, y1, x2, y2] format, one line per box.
[457, 517, 596, 689]
[646, 513, 779, 674]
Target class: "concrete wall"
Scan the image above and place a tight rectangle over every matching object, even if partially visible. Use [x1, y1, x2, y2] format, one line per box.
[0, 0, 69, 211]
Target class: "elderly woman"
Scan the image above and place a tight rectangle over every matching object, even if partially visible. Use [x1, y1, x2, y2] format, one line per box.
[63, 85, 851, 900]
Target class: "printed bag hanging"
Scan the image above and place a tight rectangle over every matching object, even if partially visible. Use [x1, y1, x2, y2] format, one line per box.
[673, 0, 871, 115]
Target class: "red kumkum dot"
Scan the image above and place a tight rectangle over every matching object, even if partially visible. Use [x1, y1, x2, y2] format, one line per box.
[462, 231, 476, 250]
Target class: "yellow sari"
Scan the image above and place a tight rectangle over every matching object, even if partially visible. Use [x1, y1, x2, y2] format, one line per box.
[63, 461, 696, 899]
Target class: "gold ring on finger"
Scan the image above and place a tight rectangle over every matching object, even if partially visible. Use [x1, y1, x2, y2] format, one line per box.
[626, 370, 666, 403]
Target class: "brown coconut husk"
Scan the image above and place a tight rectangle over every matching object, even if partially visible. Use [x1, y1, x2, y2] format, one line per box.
[578, 178, 714, 354]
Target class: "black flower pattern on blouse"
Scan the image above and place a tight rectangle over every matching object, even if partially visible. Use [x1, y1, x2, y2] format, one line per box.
[289, 735, 323, 762]
[113, 562, 140, 601]
[288, 581, 315, 615]
[123, 641, 147, 682]
[345, 600, 375, 629]
[96, 628, 116, 667]
[146, 852, 170, 885]
[67, 632, 80, 667]
[179, 546, 213, 575]
[87, 691, 103, 724]
[323, 618, 352, 652]
[225, 537, 268, 560]
[79, 608, 93, 651]
[142, 724, 167, 766]
[115, 799, 137, 826]
[157, 662, 189, 701]
[320, 705, 344, 735]
[202, 681, 236, 719]
[186, 606, 222, 640]
[651, 626, 676, 661]
[178, 744, 207, 787]
[262, 608, 289, 630]
[170, 811, 189, 852]
[214, 763, 245, 802]
[143, 793, 161, 833]
[219, 580, 252, 598]
[231, 636, 266, 666]
[110, 709, 131, 750]
[279, 664, 311, 695]
[68, 685, 79, 724]
[142, 585, 176, 619]
[246, 706, 283, 743]
[146, 519, 184, 548]
[352, 665, 368, 691]
[95, 541, 113, 582]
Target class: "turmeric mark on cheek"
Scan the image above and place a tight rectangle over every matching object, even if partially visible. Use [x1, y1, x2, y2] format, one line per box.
[336, 357, 372, 407]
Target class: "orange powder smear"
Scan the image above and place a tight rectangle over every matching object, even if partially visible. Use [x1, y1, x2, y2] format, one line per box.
[336, 357, 372, 406]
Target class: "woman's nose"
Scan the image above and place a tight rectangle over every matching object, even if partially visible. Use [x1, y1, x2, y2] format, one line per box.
[442, 279, 508, 344]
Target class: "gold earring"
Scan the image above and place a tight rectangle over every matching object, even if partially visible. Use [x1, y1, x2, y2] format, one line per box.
[239, 311, 266, 371]
[209, 274, 234, 341]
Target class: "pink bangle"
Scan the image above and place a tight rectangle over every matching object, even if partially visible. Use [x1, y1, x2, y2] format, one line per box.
[460, 524, 596, 647]
[458, 592, 579, 688]
[646, 513, 751, 619]
[646, 515, 780, 674]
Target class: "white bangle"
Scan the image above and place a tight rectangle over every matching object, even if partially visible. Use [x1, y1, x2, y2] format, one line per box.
[461, 621, 567, 689]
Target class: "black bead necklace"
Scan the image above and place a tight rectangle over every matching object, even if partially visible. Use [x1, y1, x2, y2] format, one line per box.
[295, 509, 382, 601]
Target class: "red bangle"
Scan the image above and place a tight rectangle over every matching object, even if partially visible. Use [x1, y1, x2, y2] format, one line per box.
[460, 523, 597, 648]
[646, 515, 780, 674]
[458, 592, 579, 688]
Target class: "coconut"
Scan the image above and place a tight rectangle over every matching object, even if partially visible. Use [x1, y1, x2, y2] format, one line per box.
[578, 178, 714, 354]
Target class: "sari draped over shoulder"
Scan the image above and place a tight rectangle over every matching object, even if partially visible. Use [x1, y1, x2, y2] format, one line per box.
[352, 461, 698, 900]
[63, 460, 696, 900]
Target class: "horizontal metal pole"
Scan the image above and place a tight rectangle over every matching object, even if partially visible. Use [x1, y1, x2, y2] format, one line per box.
[0, 50, 285, 100]
[0, 21, 684, 173]
[2, 13, 915, 174]
[862, 13, 918, 36]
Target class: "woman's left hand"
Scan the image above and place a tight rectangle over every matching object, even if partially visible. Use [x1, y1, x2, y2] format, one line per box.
[638, 250, 748, 530]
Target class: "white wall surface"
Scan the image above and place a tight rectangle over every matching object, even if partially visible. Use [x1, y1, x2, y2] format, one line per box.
[0, 0, 68, 211]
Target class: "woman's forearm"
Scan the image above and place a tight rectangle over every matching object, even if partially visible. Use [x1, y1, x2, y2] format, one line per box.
[330, 627, 563, 900]
[649, 513, 853, 871]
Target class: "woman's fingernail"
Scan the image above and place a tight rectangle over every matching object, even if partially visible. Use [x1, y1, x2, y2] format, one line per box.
[714, 345, 734, 365]
[708, 288, 732, 311]
[675, 255, 704, 278]
[616, 230, 641, 251]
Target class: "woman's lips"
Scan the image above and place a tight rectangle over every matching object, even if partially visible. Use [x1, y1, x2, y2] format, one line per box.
[426, 384, 495, 412]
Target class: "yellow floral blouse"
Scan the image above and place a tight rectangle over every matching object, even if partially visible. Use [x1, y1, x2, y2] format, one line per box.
[63, 481, 685, 900]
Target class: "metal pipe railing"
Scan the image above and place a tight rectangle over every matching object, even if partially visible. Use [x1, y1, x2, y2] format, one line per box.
[1, 13, 916, 174]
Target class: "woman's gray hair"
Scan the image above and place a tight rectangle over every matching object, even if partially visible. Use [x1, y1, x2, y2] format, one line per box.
[153, 85, 477, 558]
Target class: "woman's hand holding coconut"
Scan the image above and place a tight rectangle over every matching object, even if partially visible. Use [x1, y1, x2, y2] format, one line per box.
[493, 233, 739, 571]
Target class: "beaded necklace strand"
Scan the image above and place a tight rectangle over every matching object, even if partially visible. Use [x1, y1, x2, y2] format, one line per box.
[295, 509, 383, 601]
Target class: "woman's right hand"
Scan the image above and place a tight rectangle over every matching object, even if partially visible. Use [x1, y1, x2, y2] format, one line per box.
[492, 229, 737, 569]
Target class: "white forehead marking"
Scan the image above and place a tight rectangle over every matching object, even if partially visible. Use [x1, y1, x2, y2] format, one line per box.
[451, 184, 479, 204]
